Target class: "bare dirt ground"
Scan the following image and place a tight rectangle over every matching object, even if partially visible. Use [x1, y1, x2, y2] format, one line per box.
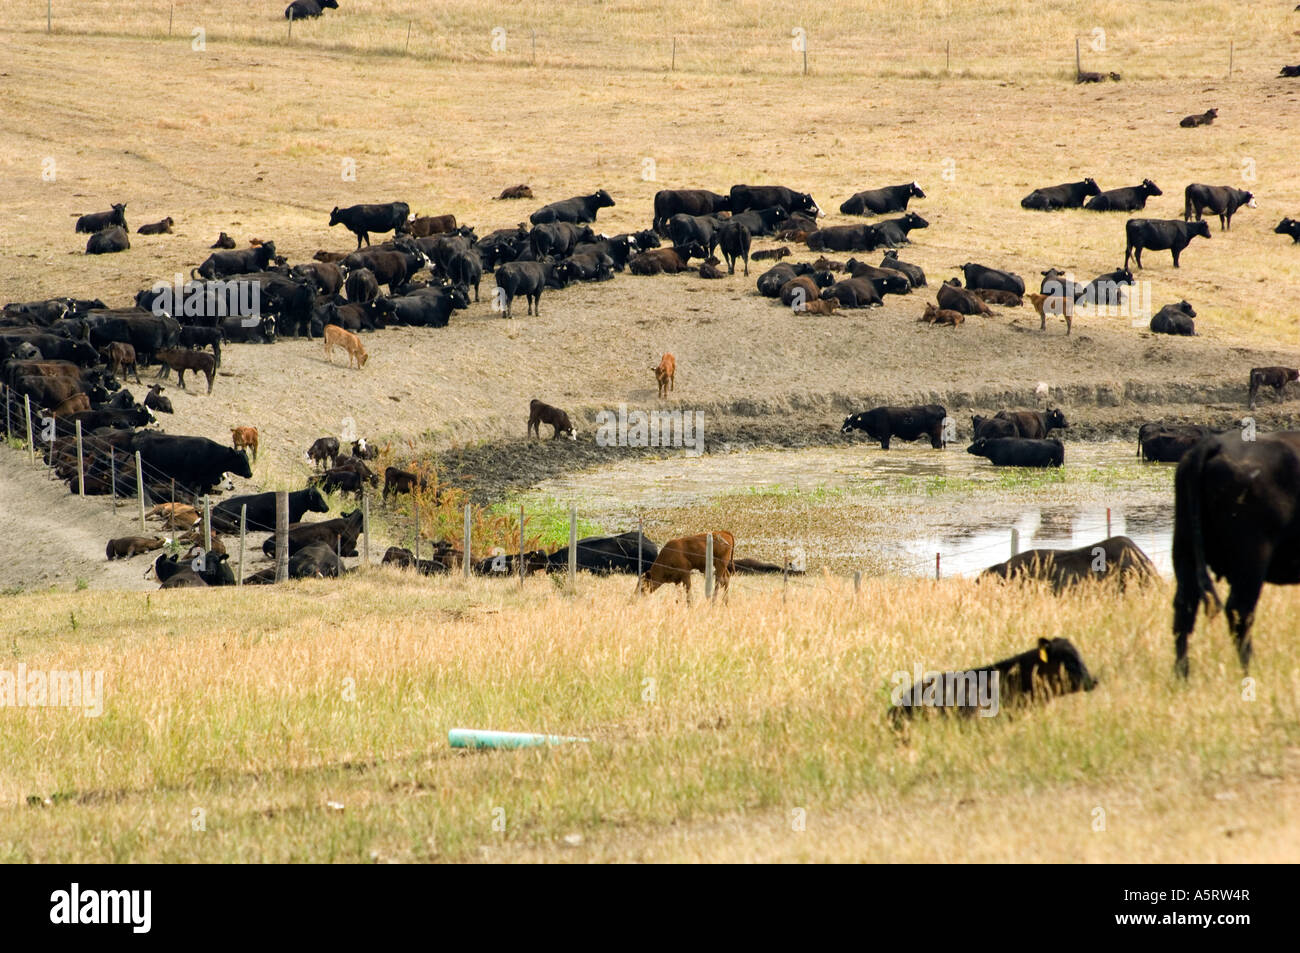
[3, 16, 1300, 587]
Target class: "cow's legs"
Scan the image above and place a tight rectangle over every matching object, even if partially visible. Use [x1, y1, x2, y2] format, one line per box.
[1224, 575, 1262, 672]
[1123, 244, 1134, 271]
[1171, 248, 1181, 268]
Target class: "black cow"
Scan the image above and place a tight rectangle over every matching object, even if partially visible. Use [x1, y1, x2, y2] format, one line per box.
[807, 224, 881, 253]
[755, 262, 814, 297]
[1124, 218, 1211, 269]
[529, 222, 595, 259]
[880, 250, 926, 287]
[1172, 431, 1300, 674]
[1140, 424, 1217, 463]
[529, 190, 615, 225]
[0, 333, 97, 366]
[446, 249, 484, 300]
[1084, 180, 1163, 212]
[842, 405, 948, 449]
[307, 437, 340, 469]
[555, 250, 614, 284]
[1150, 301, 1197, 336]
[839, 182, 925, 215]
[959, 263, 1024, 295]
[313, 465, 377, 497]
[75, 203, 127, 234]
[821, 278, 881, 309]
[652, 190, 730, 234]
[967, 437, 1064, 468]
[873, 212, 928, 246]
[285, 0, 338, 18]
[1184, 184, 1256, 230]
[982, 537, 1156, 591]
[995, 408, 1068, 439]
[86, 227, 129, 255]
[728, 206, 790, 237]
[891, 638, 1096, 720]
[329, 202, 410, 249]
[154, 550, 234, 588]
[844, 260, 911, 296]
[971, 414, 1018, 440]
[219, 315, 275, 344]
[1076, 268, 1134, 307]
[729, 185, 819, 217]
[179, 325, 223, 367]
[340, 248, 422, 293]
[289, 543, 345, 579]
[494, 261, 554, 318]
[381, 545, 457, 576]
[143, 383, 173, 414]
[667, 213, 727, 256]
[372, 286, 468, 328]
[1281, 65, 1300, 77]
[262, 509, 365, 559]
[191, 241, 276, 279]
[1248, 366, 1299, 408]
[211, 487, 330, 534]
[132, 432, 253, 494]
[1275, 218, 1300, 243]
[344, 267, 379, 303]
[1020, 178, 1101, 210]
[546, 531, 660, 575]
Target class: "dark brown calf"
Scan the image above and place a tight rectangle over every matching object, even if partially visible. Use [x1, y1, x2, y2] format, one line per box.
[528, 399, 577, 440]
[101, 341, 140, 383]
[156, 347, 216, 393]
[106, 536, 166, 559]
[1248, 366, 1299, 408]
[639, 531, 736, 604]
[408, 214, 457, 237]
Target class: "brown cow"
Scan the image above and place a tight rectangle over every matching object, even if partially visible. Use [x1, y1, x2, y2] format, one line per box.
[920, 302, 965, 326]
[323, 324, 368, 369]
[654, 353, 676, 398]
[639, 531, 736, 604]
[106, 536, 167, 560]
[52, 394, 91, 415]
[231, 426, 259, 461]
[1179, 108, 1218, 127]
[973, 288, 1024, 307]
[1028, 292, 1074, 336]
[137, 217, 175, 235]
[408, 214, 458, 237]
[496, 184, 534, 200]
[1248, 366, 1299, 408]
[936, 280, 992, 317]
[751, 246, 791, 261]
[100, 341, 141, 383]
[802, 296, 840, 315]
[156, 347, 216, 393]
[528, 399, 577, 440]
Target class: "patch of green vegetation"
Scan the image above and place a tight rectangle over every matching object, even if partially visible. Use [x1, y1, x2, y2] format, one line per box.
[494, 495, 605, 548]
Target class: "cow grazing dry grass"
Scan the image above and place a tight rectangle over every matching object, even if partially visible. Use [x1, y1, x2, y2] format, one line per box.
[324, 324, 368, 369]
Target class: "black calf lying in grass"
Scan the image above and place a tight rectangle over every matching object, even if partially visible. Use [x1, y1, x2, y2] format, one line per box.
[890, 638, 1097, 722]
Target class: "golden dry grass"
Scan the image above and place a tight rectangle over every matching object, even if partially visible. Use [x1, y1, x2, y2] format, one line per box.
[1, 572, 1297, 862]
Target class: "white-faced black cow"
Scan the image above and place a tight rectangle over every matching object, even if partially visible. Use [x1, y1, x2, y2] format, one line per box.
[1172, 431, 1300, 675]
[841, 405, 947, 449]
[75, 203, 127, 234]
[1150, 301, 1197, 336]
[967, 437, 1064, 467]
[1020, 178, 1100, 210]
[1084, 180, 1163, 212]
[839, 182, 925, 215]
[1184, 184, 1256, 231]
[729, 185, 819, 217]
[1124, 218, 1210, 269]
[529, 190, 615, 225]
[652, 189, 731, 234]
[329, 202, 410, 249]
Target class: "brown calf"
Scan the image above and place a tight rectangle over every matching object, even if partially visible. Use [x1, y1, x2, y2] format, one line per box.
[972, 288, 1024, 307]
[1027, 292, 1074, 336]
[408, 214, 457, 237]
[231, 426, 259, 461]
[920, 302, 965, 326]
[654, 353, 676, 398]
[1180, 108, 1217, 127]
[52, 394, 91, 415]
[156, 347, 216, 392]
[101, 341, 141, 383]
[1248, 366, 1300, 408]
[106, 536, 167, 560]
[324, 324, 369, 369]
[528, 399, 577, 440]
[639, 531, 736, 604]
[496, 184, 534, 200]
[802, 297, 840, 316]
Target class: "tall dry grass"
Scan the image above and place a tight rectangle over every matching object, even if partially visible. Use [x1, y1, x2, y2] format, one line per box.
[1, 571, 1296, 861]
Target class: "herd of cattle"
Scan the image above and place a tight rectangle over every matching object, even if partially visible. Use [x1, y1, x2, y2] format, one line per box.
[3, 158, 1299, 680]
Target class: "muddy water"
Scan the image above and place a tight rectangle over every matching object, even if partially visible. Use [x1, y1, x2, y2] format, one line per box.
[528, 440, 1177, 578]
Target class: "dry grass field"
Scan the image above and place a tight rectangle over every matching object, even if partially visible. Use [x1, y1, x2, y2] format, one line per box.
[2, 1, 1300, 862]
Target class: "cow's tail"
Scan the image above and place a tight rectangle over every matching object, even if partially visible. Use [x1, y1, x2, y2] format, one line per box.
[1183, 189, 1193, 222]
[190, 267, 202, 280]
[1172, 437, 1223, 622]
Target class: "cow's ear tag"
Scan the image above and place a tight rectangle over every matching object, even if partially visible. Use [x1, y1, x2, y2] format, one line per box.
[1038, 647, 1049, 663]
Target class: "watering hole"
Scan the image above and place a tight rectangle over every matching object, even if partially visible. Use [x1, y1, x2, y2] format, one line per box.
[526, 440, 1177, 578]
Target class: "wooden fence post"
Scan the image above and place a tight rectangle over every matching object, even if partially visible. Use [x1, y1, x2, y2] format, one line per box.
[237, 504, 247, 586]
[463, 503, 472, 578]
[362, 486, 370, 567]
[202, 495, 212, 553]
[568, 506, 577, 590]
[275, 491, 289, 583]
[518, 503, 525, 586]
[1011, 528, 1019, 557]
[24, 395, 34, 464]
[74, 420, 84, 496]
[135, 451, 145, 530]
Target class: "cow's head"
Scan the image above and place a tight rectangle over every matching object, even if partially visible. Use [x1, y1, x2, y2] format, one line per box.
[447, 285, 470, 310]
[966, 438, 990, 458]
[1141, 179, 1162, 195]
[1276, 218, 1300, 235]
[229, 450, 253, 479]
[1176, 301, 1196, 317]
[679, 241, 707, 262]
[1081, 178, 1101, 196]
[112, 203, 127, 216]
[901, 212, 929, 230]
[1045, 407, 1068, 430]
[1243, 190, 1257, 209]
[1192, 220, 1212, 240]
[633, 229, 660, 250]
[841, 413, 867, 435]
[909, 181, 926, 199]
[813, 270, 836, 288]
[797, 192, 821, 217]
[1033, 638, 1098, 694]
[320, 0, 339, 7]
[592, 189, 615, 209]
[328, 207, 343, 226]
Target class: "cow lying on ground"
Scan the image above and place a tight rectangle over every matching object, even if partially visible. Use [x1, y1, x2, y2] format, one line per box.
[1184, 183, 1255, 230]
[381, 544, 460, 575]
[1020, 178, 1100, 210]
[106, 536, 166, 560]
[528, 399, 577, 440]
[937, 280, 992, 316]
[839, 182, 925, 215]
[144, 384, 173, 414]
[968, 437, 1064, 467]
[1139, 423, 1217, 463]
[920, 303, 964, 326]
[1248, 366, 1299, 408]
[153, 550, 234, 587]
[544, 531, 659, 575]
[1172, 430, 1300, 674]
[959, 263, 1024, 295]
[86, 227, 130, 255]
[891, 638, 1096, 720]
[530, 190, 615, 225]
[1179, 108, 1217, 127]
[1150, 301, 1196, 336]
[211, 233, 235, 249]
[75, 203, 127, 234]
[842, 405, 948, 449]
[263, 509, 364, 559]
[137, 217, 174, 235]
[639, 531, 735, 604]
[980, 536, 1156, 591]
[627, 243, 705, 276]
[497, 184, 534, 200]
[1276, 217, 1300, 242]
[192, 241, 275, 279]
[1084, 180, 1162, 211]
[973, 288, 1022, 307]
[654, 353, 675, 398]
[156, 347, 216, 392]
[1076, 70, 1121, 83]
[880, 250, 925, 287]
[1124, 218, 1211, 269]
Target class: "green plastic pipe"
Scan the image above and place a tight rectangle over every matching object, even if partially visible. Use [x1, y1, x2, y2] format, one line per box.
[448, 728, 591, 749]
